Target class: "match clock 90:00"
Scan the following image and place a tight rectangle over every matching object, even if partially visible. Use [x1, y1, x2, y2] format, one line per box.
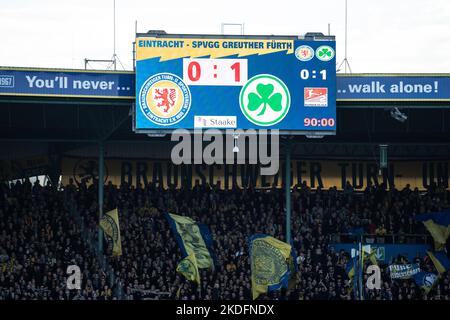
[304, 117, 335, 127]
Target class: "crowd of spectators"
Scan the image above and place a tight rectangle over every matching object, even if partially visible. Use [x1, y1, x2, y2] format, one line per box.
[0, 180, 113, 300]
[1, 177, 449, 300]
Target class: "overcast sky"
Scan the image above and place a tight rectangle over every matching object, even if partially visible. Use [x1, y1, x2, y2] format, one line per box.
[1, 0, 449, 73]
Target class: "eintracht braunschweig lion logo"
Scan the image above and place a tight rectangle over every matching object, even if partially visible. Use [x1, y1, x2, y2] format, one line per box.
[139, 73, 191, 126]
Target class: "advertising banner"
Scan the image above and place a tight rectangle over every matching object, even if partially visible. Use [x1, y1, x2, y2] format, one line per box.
[60, 158, 449, 191]
[389, 263, 421, 279]
[337, 74, 450, 101]
[2, 68, 448, 103]
[330, 244, 431, 263]
[0, 67, 134, 99]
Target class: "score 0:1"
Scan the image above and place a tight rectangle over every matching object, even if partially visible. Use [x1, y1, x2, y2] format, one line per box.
[187, 61, 241, 82]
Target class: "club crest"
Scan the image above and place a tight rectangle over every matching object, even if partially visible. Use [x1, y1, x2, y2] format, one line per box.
[139, 73, 191, 126]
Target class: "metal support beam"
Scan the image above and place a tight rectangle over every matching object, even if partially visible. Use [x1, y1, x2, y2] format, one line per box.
[359, 237, 363, 300]
[285, 140, 292, 244]
[100, 110, 131, 142]
[48, 145, 62, 187]
[98, 141, 104, 253]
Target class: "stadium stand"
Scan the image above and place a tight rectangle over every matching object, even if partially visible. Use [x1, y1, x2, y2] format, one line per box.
[2, 178, 448, 300]
[0, 180, 112, 300]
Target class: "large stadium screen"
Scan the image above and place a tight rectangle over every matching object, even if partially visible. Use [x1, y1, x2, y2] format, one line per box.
[134, 33, 336, 134]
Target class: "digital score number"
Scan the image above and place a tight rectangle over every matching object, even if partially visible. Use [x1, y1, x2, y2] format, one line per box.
[183, 58, 248, 86]
[300, 69, 327, 80]
[304, 117, 335, 127]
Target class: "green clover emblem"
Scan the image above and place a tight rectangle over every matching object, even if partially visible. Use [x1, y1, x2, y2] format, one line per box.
[315, 45, 334, 61]
[239, 74, 290, 126]
[247, 83, 283, 116]
[318, 48, 332, 58]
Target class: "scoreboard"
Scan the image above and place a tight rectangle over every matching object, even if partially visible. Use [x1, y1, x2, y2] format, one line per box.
[134, 33, 336, 134]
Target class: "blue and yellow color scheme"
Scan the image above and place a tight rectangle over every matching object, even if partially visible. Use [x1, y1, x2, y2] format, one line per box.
[331, 243, 432, 263]
[345, 258, 355, 281]
[0, 67, 134, 99]
[427, 251, 450, 274]
[135, 34, 336, 133]
[176, 251, 200, 285]
[2, 68, 448, 103]
[99, 208, 122, 256]
[337, 74, 450, 101]
[416, 210, 450, 251]
[249, 234, 297, 299]
[413, 271, 439, 294]
[165, 213, 214, 269]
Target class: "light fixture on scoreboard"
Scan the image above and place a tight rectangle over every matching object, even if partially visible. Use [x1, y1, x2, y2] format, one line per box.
[306, 134, 324, 139]
[303, 32, 334, 41]
[146, 30, 167, 35]
[147, 133, 166, 138]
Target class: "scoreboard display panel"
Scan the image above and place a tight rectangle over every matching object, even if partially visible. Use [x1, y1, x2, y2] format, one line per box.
[135, 33, 336, 134]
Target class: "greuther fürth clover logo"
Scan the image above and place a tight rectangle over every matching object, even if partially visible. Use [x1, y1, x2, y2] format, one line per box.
[316, 45, 335, 62]
[239, 74, 290, 126]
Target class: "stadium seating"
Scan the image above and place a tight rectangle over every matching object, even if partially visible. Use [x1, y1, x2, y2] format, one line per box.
[1, 179, 449, 300]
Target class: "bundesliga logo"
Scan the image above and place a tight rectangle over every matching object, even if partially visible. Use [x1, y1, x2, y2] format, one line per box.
[304, 87, 328, 107]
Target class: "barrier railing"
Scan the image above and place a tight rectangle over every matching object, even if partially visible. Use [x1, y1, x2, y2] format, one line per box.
[332, 233, 433, 245]
[127, 288, 171, 300]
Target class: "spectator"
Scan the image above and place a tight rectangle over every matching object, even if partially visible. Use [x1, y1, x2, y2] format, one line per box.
[1, 178, 449, 300]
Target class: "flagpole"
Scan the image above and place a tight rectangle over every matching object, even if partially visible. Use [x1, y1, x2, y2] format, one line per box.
[285, 140, 292, 244]
[352, 254, 358, 298]
[98, 141, 104, 253]
[350, 247, 357, 299]
[359, 235, 363, 300]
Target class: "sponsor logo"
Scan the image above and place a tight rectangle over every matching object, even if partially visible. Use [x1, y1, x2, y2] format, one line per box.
[295, 45, 314, 61]
[194, 116, 237, 128]
[139, 73, 191, 126]
[239, 74, 290, 126]
[304, 88, 328, 107]
[316, 45, 335, 62]
[0, 75, 14, 88]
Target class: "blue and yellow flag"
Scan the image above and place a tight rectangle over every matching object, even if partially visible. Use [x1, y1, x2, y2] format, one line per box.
[345, 249, 376, 296]
[345, 256, 358, 294]
[413, 271, 439, 294]
[365, 251, 378, 266]
[175, 287, 181, 299]
[361, 246, 377, 265]
[177, 251, 200, 285]
[427, 251, 450, 274]
[345, 250, 376, 280]
[346, 258, 355, 281]
[249, 234, 296, 300]
[287, 250, 298, 290]
[416, 210, 450, 251]
[165, 213, 214, 269]
[99, 208, 122, 256]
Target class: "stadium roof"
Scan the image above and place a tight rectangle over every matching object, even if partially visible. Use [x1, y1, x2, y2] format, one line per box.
[0, 68, 449, 162]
